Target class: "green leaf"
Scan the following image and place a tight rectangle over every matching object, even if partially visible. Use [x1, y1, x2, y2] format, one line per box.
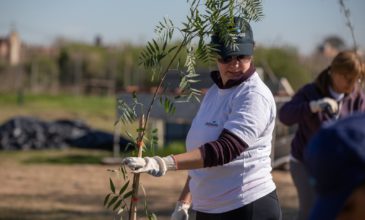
[109, 178, 115, 194]
[179, 78, 188, 89]
[122, 190, 133, 199]
[170, 105, 176, 114]
[147, 41, 155, 53]
[154, 40, 160, 53]
[107, 195, 119, 208]
[113, 199, 123, 211]
[187, 79, 200, 83]
[119, 180, 130, 195]
[103, 193, 111, 206]
[125, 131, 134, 140]
[148, 213, 158, 220]
[121, 166, 127, 180]
[164, 98, 169, 112]
[124, 142, 136, 152]
[162, 40, 167, 51]
[167, 45, 177, 53]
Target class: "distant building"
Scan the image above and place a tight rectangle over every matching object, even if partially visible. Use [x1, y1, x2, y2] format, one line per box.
[0, 30, 21, 65]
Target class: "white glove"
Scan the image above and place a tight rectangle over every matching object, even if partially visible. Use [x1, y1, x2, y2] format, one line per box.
[122, 155, 176, 177]
[309, 97, 338, 114]
[171, 201, 190, 220]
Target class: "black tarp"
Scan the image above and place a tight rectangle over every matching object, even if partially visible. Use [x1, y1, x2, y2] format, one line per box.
[0, 117, 130, 151]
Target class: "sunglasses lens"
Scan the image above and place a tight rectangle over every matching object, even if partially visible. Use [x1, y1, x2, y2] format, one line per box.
[237, 55, 246, 60]
[218, 56, 233, 63]
[218, 55, 251, 63]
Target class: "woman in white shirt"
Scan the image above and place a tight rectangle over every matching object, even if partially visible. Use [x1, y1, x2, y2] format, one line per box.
[123, 17, 282, 220]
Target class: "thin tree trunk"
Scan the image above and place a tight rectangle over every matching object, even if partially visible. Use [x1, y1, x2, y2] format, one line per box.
[129, 115, 145, 220]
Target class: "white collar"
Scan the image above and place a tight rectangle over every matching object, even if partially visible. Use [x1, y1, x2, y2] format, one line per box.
[329, 86, 345, 101]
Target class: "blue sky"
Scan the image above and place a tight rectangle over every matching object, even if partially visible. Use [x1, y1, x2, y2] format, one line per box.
[0, 0, 364, 55]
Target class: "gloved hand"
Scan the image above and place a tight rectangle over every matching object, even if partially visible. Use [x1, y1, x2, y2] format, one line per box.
[122, 155, 176, 177]
[309, 97, 338, 114]
[171, 201, 190, 220]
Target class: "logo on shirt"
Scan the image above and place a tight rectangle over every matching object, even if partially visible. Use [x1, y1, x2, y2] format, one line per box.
[205, 120, 219, 127]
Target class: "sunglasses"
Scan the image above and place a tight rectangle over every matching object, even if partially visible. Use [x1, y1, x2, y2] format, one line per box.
[218, 55, 252, 64]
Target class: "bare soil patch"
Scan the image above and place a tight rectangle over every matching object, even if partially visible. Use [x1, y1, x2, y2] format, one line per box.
[0, 155, 298, 220]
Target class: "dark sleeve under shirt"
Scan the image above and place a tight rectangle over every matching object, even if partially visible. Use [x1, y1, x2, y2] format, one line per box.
[199, 128, 248, 167]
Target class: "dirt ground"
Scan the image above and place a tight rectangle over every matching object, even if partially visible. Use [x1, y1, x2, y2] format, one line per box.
[0, 156, 298, 220]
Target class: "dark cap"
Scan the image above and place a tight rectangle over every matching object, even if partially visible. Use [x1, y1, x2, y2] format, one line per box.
[211, 17, 254, 58]
[304, 113, 365, 220]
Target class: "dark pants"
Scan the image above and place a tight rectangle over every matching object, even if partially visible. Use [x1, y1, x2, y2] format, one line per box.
[195, 190, 282, 220]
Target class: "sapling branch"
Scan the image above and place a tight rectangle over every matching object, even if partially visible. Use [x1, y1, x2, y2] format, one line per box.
[338, 0, 358, 52]
[129, 115, 145, 220]
[142, 38, 189, 140]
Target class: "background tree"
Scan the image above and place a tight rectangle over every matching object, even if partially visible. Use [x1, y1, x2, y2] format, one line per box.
[24, 52, 59, 93]
[255, 46, 312, 91]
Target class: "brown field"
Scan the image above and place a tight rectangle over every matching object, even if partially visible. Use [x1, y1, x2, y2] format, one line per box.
[0, 96, 298, 220]
[0, 154, 298, 220]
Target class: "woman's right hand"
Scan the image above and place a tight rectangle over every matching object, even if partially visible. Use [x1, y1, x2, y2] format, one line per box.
[309, 97, 338, 114]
